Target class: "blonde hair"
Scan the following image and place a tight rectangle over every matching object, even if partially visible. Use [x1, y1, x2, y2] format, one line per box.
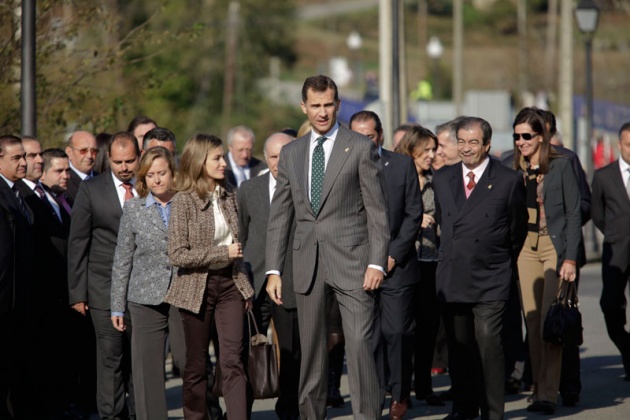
[176, 133, 225, 199]
[135, 146, 176, 198]
[297, 120, 312, 137]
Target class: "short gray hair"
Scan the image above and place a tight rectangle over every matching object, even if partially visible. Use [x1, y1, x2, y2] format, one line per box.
[226, 125, 255, 146]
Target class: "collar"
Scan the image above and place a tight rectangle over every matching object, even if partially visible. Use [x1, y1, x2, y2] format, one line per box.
[111, 171, 136, 187]
[145, 192, 172, 207]
[0, 173, 15, 189]
[69, 161, 91, 180]
[620, 157, 630, 173]
[309, 122, 339, 144]
[21, 178, 39, 191]
[462, 156, 491, 181]
[227, 152, 249, 170]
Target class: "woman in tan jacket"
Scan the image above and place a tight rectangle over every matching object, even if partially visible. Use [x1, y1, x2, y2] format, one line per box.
[165, 133, 254, 420]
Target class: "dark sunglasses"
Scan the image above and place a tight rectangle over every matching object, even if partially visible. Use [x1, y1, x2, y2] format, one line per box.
[512, 133, 538, 141]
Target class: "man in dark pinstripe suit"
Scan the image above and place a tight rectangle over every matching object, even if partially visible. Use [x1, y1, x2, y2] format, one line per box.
[266, 75, 390, 419]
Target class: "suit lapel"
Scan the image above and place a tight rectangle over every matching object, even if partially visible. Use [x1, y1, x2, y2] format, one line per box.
[104, 174, 124, 219]
[449, 164, 466, 212]
[318, 131, 352, 212]
[293, 137, 313, 216]
[145, 200, 168, 232]
[609, 161, 630, 206]
[258, 173, 271, 220]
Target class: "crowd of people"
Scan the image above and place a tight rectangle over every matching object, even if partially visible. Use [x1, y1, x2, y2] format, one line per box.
[2, 74, 630, 420]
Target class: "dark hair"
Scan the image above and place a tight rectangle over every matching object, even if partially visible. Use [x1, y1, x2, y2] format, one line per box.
[127, 115, 157, 133]
[135, 146, 177, 198]
[0, 135, 22, 156]
[349, 111, 383, 135]
[301, 75, 338, 102]
[455, 117, 492, 146]
[142, 127, 176, 151]
[108, 131, 140, 156]
[512, 107, 560, 174]
[41, 148, 68, 172]
[619, 122, 630, 139]
[536, 109, 557, 137]
[94, 132, 112, 174]
[280, 127, 298, 138]
[394, 125, 438, 161]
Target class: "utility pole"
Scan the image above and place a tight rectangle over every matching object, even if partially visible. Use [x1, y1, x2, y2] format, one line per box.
[391, 0, 401, 129]
[517, 0, 528, 100]
[545, 0, 559, 91]
[21, 0, 36, 137]
[558, 0, 573, 149]
[379, 0, 392, 146]
[398, 1, 408, 125]
[222, 1, 240, 136]
[453, 0, 463, 116]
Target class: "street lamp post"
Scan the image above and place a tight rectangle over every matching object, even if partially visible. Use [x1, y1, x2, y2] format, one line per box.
[426, 36, 443, 100]
[574, 0, 599, 256]
[574, 0, 599, 180]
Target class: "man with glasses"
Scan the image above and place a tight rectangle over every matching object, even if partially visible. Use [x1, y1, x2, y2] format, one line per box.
[65, 130, 98, 201]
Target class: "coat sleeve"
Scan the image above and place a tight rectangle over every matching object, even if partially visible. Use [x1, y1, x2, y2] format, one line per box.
[559, 159, 582, 262]
[110, 201, 137, 313]
[590, 170, 606, 233]
[508, 172, 528, 260]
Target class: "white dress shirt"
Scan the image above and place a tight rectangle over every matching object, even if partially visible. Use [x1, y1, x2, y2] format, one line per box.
[209, 185, 234, 270]
[307, 123, 339, 201]
[268, 173, 277, 205]
[619, 157, 630, 187]
[111, 172, 137, 209]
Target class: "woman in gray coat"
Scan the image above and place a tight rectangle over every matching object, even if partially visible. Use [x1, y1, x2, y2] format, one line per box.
[512, 108, 581, 415]
[110, 146, 181, 420]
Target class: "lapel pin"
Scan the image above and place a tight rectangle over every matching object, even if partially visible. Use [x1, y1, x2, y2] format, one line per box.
[385, 162, 390, 166]
[488, 184, 493, 189]
[344, 147, 350, 152]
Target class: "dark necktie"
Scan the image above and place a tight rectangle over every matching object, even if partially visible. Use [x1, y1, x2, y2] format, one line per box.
[12, 185, 31, 224]
[311, 136, 326, 214]
[57, 194, 72, 216]
[122, 182, 134, 202]
[34, 184, 61, 222]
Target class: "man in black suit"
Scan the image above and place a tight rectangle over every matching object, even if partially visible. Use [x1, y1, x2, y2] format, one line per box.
[225, 125, 268, 187]
[13, 138, 77, 417]
[592, 121, 630, 382]
[238, 132, 300, 420]
[68, 131, 140, 419]
[350, 111, 423, 419]
[433, 117, 528, 420]
[0, 135, 36, 418]
[65, 130, 98, 201]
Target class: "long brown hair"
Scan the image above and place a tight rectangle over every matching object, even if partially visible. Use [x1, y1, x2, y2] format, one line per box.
[135, 146, 176, 198]
[176, 134, 226, 199]
[394, 125, 437, 174]
[512, 107, 560, 174]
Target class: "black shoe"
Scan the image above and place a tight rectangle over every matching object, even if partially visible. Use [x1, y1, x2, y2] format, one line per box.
[505, 377, 522, 394]
[562, 392, 580, 407]
[423, 392, 445, 406]
[438, 387, 454, 401]
[442, 412, 477, 420]
[326, 388, 345, 408]
[527, 400, 556, 414]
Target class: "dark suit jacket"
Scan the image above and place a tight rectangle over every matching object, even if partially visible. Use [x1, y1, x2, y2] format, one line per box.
[238, 172, 297, 308]
[67, 172, 125, 310]
[0, 179, 34, 318]
[592, 160, 630, 274]
[66, 169, 97, 202]
[433, 159, 528, 303]
[266, 125, 390, 293]
[225, 155, 268, 187]
[380, 149, 423, 289]
[15, 181, 71, 307]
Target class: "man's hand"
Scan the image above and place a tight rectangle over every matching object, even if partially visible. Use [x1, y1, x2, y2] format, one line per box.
[363, 267, 384, 291]
[266, 274, 283, 305]
[387, 256, 396, 273]
[111, 316, 126, 332]
[72, 302, 88, 316]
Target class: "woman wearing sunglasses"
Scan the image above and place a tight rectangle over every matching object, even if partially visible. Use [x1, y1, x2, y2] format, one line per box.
[511, 107, 581, 414]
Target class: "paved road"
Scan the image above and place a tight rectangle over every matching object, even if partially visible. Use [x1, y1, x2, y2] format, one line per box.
[165, 263, 630, 419]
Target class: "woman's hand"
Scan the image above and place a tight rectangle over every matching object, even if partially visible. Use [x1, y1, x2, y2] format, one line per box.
[421, 214, 436, 229]
[559, 261, 577, 282]
[111, 316, 126, 332]
[244, 299, 253, 311]
[228, 242, 243, 259]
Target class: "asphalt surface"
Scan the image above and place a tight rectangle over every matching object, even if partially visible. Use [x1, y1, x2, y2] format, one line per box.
[161, 263, 629, 419]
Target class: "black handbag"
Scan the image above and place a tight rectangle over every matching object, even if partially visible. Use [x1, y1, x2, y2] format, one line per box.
[212, 309, 280, 399]
[543, 280, 583, 346]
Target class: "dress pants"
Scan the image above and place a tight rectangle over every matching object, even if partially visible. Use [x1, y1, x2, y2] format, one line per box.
[90, 307, 135, 420]
[128, 302, 185, 420]
[295, 261, 380, 420]
[373, 282, 415, 404]
[518, 234, 562, 403]
[413, 261, 441, 397]
[168, 303, 187, 374]
[179, 267, 247, 420]
[600, 244, 630, 378]
[443, 301, 506, 420]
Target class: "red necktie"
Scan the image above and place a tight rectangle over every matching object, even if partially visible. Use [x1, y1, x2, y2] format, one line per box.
[122, 183, 134, 202]
[466, 172, 476, 198]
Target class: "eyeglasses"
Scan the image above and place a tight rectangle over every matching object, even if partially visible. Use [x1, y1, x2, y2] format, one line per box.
[71, 147, 99, 155]
[512, 133, 539, 142]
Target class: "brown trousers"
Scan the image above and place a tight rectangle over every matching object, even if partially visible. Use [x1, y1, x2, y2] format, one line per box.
[518, 235, 563, 403]
[180, 266, 247, 420]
